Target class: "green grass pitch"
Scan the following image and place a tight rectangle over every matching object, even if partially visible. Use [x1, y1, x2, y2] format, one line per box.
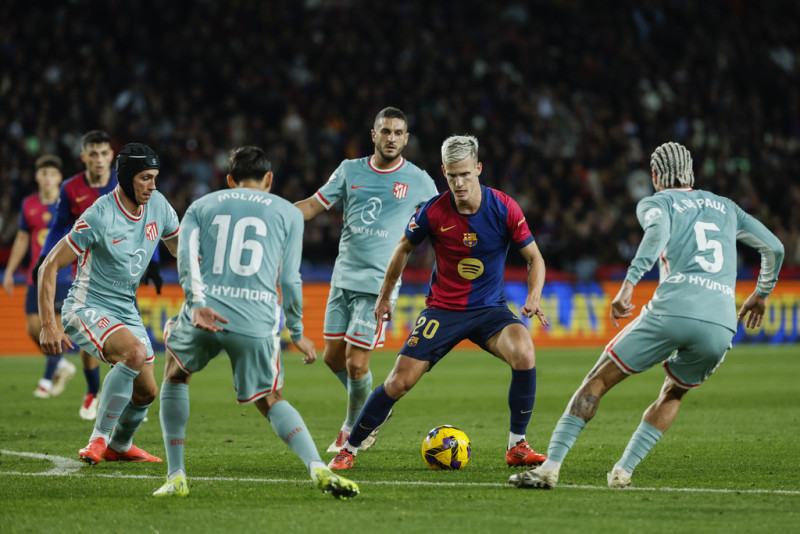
[1, 345, 798, 533]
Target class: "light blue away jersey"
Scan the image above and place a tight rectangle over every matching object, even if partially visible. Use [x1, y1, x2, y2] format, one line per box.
[314, 156, 438, 295]
[64, 189, 179, 321]
[177, 188, 305, 341]
[626, 188, 784, 331]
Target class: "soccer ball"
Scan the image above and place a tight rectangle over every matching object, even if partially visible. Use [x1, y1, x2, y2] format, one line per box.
[421, 425, 471, 470]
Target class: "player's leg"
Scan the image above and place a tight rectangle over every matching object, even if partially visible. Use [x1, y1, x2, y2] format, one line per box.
[329, 354, 428, 469]
[608, 319, 730, 488]
[73, 325, 146, 465]
[484, 321, 540, 461]
[104, 360, 161, 462]
[341, 291, 392, 450]
[154, 314, 215, 497]
[509, 353, 628, 488]
[606, 376, 686, 488]
[154, 345, 192, 497]
[321, 287, 352, 450]
[79, 349, 101, 419]
[25, 284, 73, 398]
[28, 309, 62, 398]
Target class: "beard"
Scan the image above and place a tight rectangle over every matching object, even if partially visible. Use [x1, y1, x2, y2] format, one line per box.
[377, 143, 404, 162]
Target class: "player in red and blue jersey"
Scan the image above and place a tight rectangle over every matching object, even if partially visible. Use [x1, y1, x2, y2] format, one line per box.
[3, 155, 75, 398]
[329, 135, 551, 470]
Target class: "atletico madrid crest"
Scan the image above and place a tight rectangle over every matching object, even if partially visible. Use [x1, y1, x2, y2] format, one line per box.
[463, 232, 478, 247]
[145, 222, 158, 242]
[393, 182, 408, 199]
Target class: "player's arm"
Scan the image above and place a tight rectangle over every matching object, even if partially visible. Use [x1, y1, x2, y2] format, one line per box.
[2, 229, 30, 296]
[293, 196, 326, 221]
[518, 240, 549, 326]
[612, 199, 672, 328]
[38, 237, 77, 354]
[281, 208, 316, 364]
[374, 235, 418, 332]
[163, 233, 179, 257]
[734, 208, 785, 329]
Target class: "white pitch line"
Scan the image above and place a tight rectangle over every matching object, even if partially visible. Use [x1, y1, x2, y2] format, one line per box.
[1, 449, 798, 496]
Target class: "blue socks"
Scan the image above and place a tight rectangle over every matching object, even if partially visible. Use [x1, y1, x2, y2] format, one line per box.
[160, 382, 190, 476]
[547, 414, 587, 463]
[345, 371, 373, 429]
[84, 366, 101, 395]
[333, 370, 348, 389]
[347, 384, 396, 448]
[43, 355, 61, 381]
[508, 367, 536, 434]
[94, 362, 139, 436]
[268, 400, 322, 468]
[618, 421, 663, 473]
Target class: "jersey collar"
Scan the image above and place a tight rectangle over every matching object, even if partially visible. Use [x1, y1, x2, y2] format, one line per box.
[113, 188, 145, 221]
[368, 155, 405, 174]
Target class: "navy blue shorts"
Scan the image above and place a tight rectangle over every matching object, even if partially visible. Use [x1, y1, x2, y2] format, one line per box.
[401, 306, 523, 367]
[25, 283, 69, 315]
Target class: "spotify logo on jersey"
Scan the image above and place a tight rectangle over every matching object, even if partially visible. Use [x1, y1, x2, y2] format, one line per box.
[457, 258, 484, 280]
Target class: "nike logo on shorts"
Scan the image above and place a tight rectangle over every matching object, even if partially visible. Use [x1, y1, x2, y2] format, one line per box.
[350, 185, 366, 189]
[113, 238, 126, 244]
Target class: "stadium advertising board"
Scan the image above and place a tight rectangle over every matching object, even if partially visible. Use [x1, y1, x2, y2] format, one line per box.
[1, 281, 798, 355]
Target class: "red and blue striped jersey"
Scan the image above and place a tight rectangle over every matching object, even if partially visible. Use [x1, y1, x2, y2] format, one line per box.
[405, 185, 534, 310]
[18, 193, 63, 284]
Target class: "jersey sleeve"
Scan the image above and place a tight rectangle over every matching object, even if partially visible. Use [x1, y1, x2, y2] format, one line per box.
[39, 186, 72, 258]
[405, 196, 434, 245]
[176, 204, 205, 312]
[17, 206, 29, 233]
[734, 203, 785, 297]
[65, 204, 101, 256]
[625, 196, 671, 285]
[160, 198, 180, 241]
[505, 196, 534, 248]
[279, 206, 305, 342]
[313, 162, 347, 211]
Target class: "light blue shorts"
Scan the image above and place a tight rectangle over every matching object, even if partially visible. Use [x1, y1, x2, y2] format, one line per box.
[604, 306, 734, 388]
[62, 306, 153, 364]
[323, 286, 393, 350]
[164, 313, 284, 404]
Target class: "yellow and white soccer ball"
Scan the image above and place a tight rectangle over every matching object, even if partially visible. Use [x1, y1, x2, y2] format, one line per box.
[421, 425, 471, 470]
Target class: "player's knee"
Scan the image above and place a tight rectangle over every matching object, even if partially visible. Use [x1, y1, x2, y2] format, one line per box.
[508, 344, 536, 370]
[132, 383, 158, 405]
[345, 359, 370, 380]
[121, 344, 148, 370]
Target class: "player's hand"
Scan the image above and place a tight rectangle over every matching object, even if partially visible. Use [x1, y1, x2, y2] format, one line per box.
[31, 256, 45, 286]
[142, 260, 163, 294]
[2, 271, 14, 296]
[374, 297, 393, 335]
[292, 335, 317, 364]
[737, 291, 767, 329]
[192, 306, 229, 332]
[39, 324, 74, 355]
[521, 300, 549, 326]
[610, 281, 636, 328]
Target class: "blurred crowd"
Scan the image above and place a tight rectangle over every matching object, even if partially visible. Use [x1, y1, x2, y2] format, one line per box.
[2, 0, 799, 279]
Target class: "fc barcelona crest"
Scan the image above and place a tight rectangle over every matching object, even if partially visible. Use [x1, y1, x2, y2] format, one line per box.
[145, 222, 158, 242]
[393, 182, 408, 199]
[463, 232, 478, 247]
[407, 336, 419, 347]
